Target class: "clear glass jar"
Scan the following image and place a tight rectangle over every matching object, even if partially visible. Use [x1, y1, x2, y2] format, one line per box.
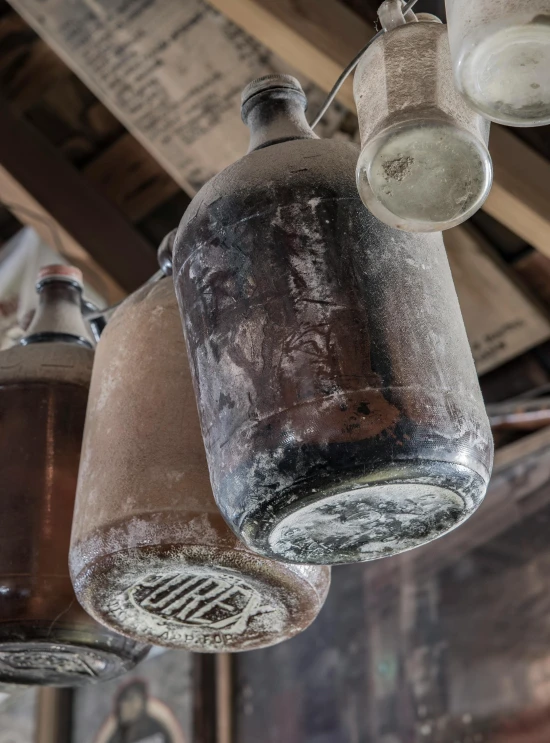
[354, 12, 492, 232]
[0, 266, 148, 686]
[446, 0, 550, 126]
[70, 278, 330, 651]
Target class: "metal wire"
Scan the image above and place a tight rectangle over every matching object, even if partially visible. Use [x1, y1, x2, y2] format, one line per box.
[310, 0, 421, 129]
[309, 29, 385, 129]
[84, 268, 165, 321]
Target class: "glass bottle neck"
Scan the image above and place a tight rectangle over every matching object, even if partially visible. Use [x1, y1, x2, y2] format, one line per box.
[243, 90, 318, 153]
[22, 280, 94, 348]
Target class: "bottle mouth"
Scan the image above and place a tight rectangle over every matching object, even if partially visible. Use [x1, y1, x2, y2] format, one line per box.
[36, 264, 84, 291]
[20, 331, 93, 349]
[241, 74, 304, 106]
[241, 74, 307, 122]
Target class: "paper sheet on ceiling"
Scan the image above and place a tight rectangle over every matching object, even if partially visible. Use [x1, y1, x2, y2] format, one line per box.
[7, 0, 343, 195]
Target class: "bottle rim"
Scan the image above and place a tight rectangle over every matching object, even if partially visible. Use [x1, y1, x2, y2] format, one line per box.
[36, 264, 84, 291]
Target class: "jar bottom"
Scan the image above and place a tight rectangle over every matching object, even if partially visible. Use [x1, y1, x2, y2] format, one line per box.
[0, 626, 142, 686]
[239, 461, 487, 565]
[458, 21, 550, 126]
[72, 543, 329, 652]
[269, 482, 464, 564]
[356, 120, 492, 232]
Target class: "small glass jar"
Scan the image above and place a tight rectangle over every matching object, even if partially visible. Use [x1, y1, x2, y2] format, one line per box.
[446, 0, 550, 126]
[354, 7, 492, 232]
[70, 278, 330, 651]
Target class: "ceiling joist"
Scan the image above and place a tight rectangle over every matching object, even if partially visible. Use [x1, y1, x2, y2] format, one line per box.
[0, 162, 125, 303]
[484, 126, 550, 260]
[0, 98, 158, 299]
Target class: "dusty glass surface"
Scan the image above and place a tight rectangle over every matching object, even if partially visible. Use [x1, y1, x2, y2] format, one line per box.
[175, 78, 493, 568]
[354, 19, 492, 231]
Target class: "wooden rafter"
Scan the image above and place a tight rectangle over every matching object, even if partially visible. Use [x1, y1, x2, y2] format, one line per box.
[0, 98, 158, 299]
[83, 133, 181, 224]
[0, 162, 125, 303]
[206, 0, 368, 109]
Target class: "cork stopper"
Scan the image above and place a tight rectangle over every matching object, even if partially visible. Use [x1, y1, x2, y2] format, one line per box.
[241, 74, 305, 107]
[37, 264, 83, 289]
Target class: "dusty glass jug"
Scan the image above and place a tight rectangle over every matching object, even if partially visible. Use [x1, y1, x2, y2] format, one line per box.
[173, 75, 494, 566]
[354, 2, 492, 231]
[70, 277, 330, 651]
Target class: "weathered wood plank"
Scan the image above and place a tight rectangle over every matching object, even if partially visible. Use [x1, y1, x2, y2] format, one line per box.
[0, 162, 125, 302]
[0, 12, 70, 111]
[205, 0, 373, 108]
[37, 76, 123, 164]
[1, 8, 179, 223]
[204, 0, 550, 252]
[484, 125, 550, 260]
[84, 133, 180, 223]
[513, 250, 550, 312]
[446, 226, 550, 375]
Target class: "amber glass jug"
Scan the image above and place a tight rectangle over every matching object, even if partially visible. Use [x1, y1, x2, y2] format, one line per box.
[0, 266, 148, 686]
[173, 75, 494, 566]
[70, 277, 330, 652]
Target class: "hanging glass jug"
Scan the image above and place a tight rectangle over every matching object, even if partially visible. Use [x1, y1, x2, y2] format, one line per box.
[446, 0, 550, 126]
[0, 266, 148, 686]
[172, 75, 494, 566]
[70, 275, 330, 651]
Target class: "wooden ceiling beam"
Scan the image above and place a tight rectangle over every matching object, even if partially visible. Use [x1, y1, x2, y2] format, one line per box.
[206, 0, 550, 256]
[206, 0, 372, 109]
[84, 133, 181, 224]
[484, 126, 550, 260]
[0, 98, 158, 299]
[0, 162, 125, 303]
